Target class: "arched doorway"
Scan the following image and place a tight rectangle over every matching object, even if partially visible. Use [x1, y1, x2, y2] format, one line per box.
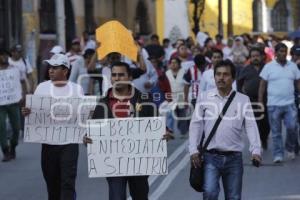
[135, 0, 151, 35]
[253, 0, 263, 32]
[271, 0, 288, 31]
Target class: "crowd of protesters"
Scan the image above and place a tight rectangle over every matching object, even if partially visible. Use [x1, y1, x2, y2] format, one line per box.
[1, 30, 300, 161]
[1, 29, 300, 199]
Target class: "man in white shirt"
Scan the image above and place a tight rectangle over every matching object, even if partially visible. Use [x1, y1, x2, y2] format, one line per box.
[66, 38, 84, 67]
[189, 60, 261, 200]
[22, 54, 83, 200]
[9, 44, 35, 94]
[0, 50, 24, 162]
[259, 43, 300, 163]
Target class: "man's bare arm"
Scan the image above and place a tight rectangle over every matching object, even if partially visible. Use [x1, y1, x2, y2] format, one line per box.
[258, 79, 267, 104]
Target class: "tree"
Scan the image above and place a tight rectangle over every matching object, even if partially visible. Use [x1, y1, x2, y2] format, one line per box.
[191, 0, 206, 36]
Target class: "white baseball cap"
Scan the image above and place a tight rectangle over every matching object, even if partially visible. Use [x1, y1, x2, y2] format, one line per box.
[50, 45, 65, 54]
[44, 54, 70, 69]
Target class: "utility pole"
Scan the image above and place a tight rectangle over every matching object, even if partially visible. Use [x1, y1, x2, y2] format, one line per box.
[55, 0, 66, 50]
[218, 0, 223, 35]
[227, 0, 233, 37]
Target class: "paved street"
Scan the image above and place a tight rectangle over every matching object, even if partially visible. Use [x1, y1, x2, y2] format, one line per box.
[0, 135, 300, 200]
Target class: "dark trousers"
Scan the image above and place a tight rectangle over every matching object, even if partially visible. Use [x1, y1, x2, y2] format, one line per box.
[106, 176, 149, 200]
[0, 103, 21, 150]
[252, 103, 270, 148]
[41, 144, 79, 200]
[175, 107, 189, 135]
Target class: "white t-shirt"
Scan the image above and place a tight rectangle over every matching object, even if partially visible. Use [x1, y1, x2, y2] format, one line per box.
[34, 80, 84, 97]
[196, 32, 209, 47]
[260, 60, 300, 106]
[66, 52, 83, 66]
[166, 68, 186, 104]
[83, 39, 96, 52]
[68, 56, 90, 94]
[133, 58, 158, 93]
[181, 60, 194, 72]
[8, 57, 33, 80]
[200, 69, 216, 91]
[223, 46, 233, 61]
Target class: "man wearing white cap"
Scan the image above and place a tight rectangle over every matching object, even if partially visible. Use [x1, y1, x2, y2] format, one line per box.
[50, 45, 65, 55]
[9, 44, 35, 94]
[22, 53, 83, 200]
[39, 45, 65, 83]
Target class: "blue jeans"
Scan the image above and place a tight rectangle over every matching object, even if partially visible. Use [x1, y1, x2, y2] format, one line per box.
[203, 152, 243, 200]
[166, 110, 174, 132]
[268, 104, 298, 158]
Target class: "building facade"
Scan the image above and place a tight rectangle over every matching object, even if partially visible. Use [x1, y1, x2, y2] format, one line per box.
[1, 0, 156, 67]
[1, 0, 300, 68]
[156, 0, 300, 40]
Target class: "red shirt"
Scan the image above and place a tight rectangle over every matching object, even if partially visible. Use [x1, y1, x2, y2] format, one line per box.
[108, 90, 131, 118]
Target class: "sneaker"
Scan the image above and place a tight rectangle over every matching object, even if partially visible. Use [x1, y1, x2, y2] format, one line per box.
[2, 154, 11, 162]
[287, 151, 295, 160]
[1, 148, 11, 162]
[273, 156, 283, 163]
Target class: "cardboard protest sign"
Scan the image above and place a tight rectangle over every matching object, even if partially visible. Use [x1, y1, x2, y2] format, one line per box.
[24, 95, 97, 145]
[96, 20, 138, 62]
[0, 68, 22, 105]
[87, 117, 168, 177]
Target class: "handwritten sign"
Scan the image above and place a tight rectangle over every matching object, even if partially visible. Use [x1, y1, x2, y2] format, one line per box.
[96, 20, 138, 62]
[0, 68, 22, 105]
[24, 95, 97, 145]
[87, 117, 167, 177]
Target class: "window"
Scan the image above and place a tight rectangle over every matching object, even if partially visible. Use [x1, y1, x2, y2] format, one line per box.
[39, 0, 56, 33]
[0, 0, 21, 49]
[271, 0, 288, 31]
[252, 0, 263, 32]
[0, 0, 6, 49]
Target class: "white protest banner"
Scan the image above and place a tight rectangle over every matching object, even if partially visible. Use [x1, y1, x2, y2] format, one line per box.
[24, 95, 97, 144]
[0, 68, 22, 105]
[87, 117, 167, 177]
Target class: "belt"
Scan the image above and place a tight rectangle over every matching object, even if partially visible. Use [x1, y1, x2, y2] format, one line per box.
[206, 149, 240, 156]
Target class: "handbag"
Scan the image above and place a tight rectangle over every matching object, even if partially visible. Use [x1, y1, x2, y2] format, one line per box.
[189, 91, 236, 192]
